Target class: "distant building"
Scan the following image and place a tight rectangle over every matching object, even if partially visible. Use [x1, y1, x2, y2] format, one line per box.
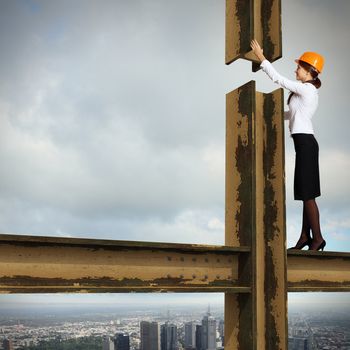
[114, 332, 130, 350]
[161, 322, 178, 350]
[184, 322, 196, 349]
[3, 339, 14, 350]
[201, 313, 216, 350]
[218, 319, 224, 341]
[288, 337, 310, 350]
[140, 321, 160, 350]
[195, 325, 202, 350]
[103, 336, 115, 350]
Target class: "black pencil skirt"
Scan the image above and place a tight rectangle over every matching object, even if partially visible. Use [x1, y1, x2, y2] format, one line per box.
[292, 133, 321, 201]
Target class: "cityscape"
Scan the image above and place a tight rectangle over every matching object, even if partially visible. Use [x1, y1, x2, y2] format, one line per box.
[1, 304, 350, 350]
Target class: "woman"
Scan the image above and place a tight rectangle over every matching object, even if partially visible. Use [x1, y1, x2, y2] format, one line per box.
[250, 39, 326, 251]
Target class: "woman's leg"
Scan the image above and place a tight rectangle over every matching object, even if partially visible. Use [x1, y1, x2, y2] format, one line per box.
[304, 198, 325, 250]
[291, 203, 312, 249]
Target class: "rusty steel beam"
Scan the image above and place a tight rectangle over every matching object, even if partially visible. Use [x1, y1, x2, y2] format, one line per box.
[0, 233, 251, 294]
[288, 250, 350, 292]
[226, 0, 282, 69]
[1, 234, 350, 294]
[225, 81, 287, 350]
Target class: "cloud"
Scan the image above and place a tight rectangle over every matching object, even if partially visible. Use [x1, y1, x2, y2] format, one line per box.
[0, 104, 225, 221]
[0, 0, 229, 227]
[327, 231, 349, 242]
[320, 150, 350, 204]
[289, 292, 350, 309]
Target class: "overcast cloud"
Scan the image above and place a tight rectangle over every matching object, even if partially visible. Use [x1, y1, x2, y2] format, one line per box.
[0, 0, 349, 307]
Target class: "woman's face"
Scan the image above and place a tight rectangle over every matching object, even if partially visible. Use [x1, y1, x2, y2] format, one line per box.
[295, 64, 310, 82]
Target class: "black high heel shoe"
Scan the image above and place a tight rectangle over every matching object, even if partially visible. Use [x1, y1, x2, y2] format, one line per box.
[288, 238, 312, 250]
[309, 239, 326, 251]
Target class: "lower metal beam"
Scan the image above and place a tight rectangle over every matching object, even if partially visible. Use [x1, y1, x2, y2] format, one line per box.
[0, 234, 250, 294]
[287, 250, 350, 292]
[1, 234, 349, 294]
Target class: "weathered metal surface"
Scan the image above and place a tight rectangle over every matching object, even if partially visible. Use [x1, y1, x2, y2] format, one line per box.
[226, 0, 252, 65]
[226, 0, 282, 69]
[224, 293, 240, 350]
[260, 89, 287, 350]
[1, 233, 349, 293]
[226, 81, 254, 248]
[0, 234, 250, 293]
[225, 81, 255, 350]
[225, 82, 286, 349]
[288, 250, 350, 292]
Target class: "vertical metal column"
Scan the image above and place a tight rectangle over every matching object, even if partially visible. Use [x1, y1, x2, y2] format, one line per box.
[258, 88, 287, 350]
[225, 0, 284, 348]
[225, 81, 286, 349]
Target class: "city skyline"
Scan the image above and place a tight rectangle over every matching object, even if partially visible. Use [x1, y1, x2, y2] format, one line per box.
[1, 306, 349, 349]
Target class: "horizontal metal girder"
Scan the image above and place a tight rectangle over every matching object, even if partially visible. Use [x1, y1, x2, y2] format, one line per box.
[287, 250, 350, 292]
[1, 234, 350, 293]
[0, 234, 250, 294]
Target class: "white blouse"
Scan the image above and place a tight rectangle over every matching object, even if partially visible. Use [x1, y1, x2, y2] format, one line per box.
[260, 59, 318, 135]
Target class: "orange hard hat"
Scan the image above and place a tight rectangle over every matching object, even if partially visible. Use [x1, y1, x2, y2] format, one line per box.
[295, 52, 325, 73]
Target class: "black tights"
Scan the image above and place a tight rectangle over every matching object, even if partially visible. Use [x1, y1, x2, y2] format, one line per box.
[296, 199, 324, 249]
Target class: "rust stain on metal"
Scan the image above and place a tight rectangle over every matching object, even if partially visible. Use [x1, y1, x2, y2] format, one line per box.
[0, 276, 149, 287]
[0, 236, 254, 293]
[288, 280, 350, 290]
[0, 273, 243, 293]
[261, 0, 277, 60]
[235, 82, 254, 248]
[0, 286, 252, 294]
[0, 234, 245, 254]
[225, 0, 252, 64]
[287, 252, 350, 289]
[262, 90, 286, 350]
[226, 85, 286, 349]
[226, 0, 282, 69]
[255, 0, 282, 71]
[226, 81, 255, 248]
[225, 293, 240, 350]
[236, 0, 252, 57]
[254, 91, 265, 350]
[263, 92, 279, 349]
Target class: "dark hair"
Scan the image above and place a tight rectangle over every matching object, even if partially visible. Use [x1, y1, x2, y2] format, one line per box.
[287, 60, 322, 105]
[299, 60, 322, 89]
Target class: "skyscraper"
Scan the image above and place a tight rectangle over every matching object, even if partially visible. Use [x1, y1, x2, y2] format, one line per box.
[3, 339, 14, 350]
[161, 322, 178, 350]
[114, 333, 130, 350]
[201, 314, 217, 350]
[288, 337, 310, 350]
[184, 322, 196, 349]
[218, 319, 224, 341]
[102, 336, 115, 350]
[140, 321, 160, 350]
[195, 325, 202, 350]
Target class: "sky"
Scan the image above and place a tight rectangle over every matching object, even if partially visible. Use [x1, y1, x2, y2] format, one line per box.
[0, 0, 349, 309]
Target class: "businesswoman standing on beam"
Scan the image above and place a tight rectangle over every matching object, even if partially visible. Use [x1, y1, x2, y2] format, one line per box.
[250, 39, 326, 251]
